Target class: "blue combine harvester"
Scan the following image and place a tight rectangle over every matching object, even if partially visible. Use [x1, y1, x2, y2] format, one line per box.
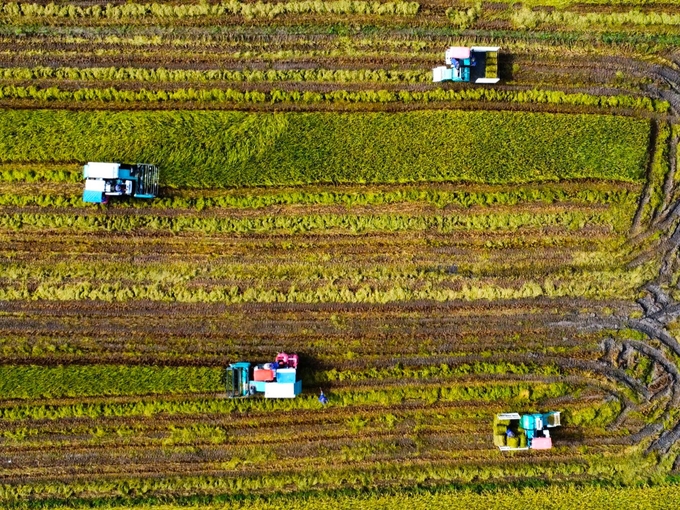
[494, 412, 561, 451]
[82, 162, 159, 203]
[432, 46, 500, 84]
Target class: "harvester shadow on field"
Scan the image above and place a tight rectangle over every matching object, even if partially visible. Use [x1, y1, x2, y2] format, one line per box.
[496, 53, 515, 82]
[554, 426, 584, 448]
[294, 351, 324, 389]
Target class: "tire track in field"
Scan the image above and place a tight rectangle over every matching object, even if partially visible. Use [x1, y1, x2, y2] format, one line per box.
[553, 132, 680, 458]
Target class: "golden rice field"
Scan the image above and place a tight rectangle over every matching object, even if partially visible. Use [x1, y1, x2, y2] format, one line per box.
[2, 1, 680, 508]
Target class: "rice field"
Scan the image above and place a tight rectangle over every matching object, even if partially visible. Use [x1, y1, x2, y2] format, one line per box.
[2, 1, 680, 509]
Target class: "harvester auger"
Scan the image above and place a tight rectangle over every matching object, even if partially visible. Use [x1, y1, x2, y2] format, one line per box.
[225, 352, 302, 399]
[82, 162, 159, 204]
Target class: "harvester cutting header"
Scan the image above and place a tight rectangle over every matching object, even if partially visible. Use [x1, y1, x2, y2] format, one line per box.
[82, 162, 159, 203]
[432, 46, 500, 84]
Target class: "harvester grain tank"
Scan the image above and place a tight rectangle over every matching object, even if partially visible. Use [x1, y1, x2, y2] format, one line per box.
[493, 412, 561, 451]
[225, 352, 302, 399]
[82, 162, 159, 203]
[432, 46, 500, 84]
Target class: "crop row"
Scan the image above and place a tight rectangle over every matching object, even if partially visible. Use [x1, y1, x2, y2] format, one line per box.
[0, 393, 606, 437]
[0, 365, 222, 400]
[0, 44, 443, 66]
[0, 431, 517, 467]
[453, 4, 680, 32]
[0, 66, 432, 84]
[0, 244, 639, 296]
[0, 63, 649, 99]
[0, 209, 632, 234]
[0, 421, 515, 464]
[0, 306, 611, 352]
[0, 265, 654, 303]
[0, 234, 626, 288]
[0, 85, 669, 114]
[0, 33, 437, 58]
[0, 244, 627, 285]
[2, 172, 639, 191]
[0, 25, 670, 53]
[0, 405, 493, 439]
[1, 0, 678, 36]
[640, 122, 672, 228]
[139, 185, 642, 209]
[512, 7, 680, 31]
[0, 1, 421, 20]
[0, 302, 611, 356]
[0, 227, 624, 256]
[23, 483, 675, 510]
[449, 4, 680, 32]
[1, 439, 627, 478]
[0, 337, 596, 366]
[0, 288, 600, 322]
[0, 39, 441, 63]
[1, 39, 666, 81]
[0, 30, 663, 60]
[0, 110, 650, 188]
[316, 361, 564, 382]
[507, 0, 680, 7]
[0, 439, 630, 489]
[0, 449, 653, 503]
[0, 336, 600, 367]
[0, 380, 576, 421]
[0, 362, 576, 400]
[0, 167, 79, 184]
[0, 228, 623, 265]
[0, 185, 639, 210]
[0, 168, 645, 192]
[0, 397, 617, 450]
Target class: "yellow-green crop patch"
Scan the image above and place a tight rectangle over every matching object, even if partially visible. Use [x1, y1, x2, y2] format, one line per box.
[0, 110, 650, 187]
[0, 364, 223, 399]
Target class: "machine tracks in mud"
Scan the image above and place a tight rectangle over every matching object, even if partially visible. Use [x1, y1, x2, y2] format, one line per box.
[551, 126, 680, 461]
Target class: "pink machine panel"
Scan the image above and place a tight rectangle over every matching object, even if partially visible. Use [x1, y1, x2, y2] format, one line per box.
[530, 437, 552, 450]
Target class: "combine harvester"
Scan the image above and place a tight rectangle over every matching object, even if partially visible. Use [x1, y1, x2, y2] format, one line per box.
[432, 46, 500, 84]
[82, 162, 159, 203]
[494, 411, 561, 451]
[225, 352, 302, 399]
